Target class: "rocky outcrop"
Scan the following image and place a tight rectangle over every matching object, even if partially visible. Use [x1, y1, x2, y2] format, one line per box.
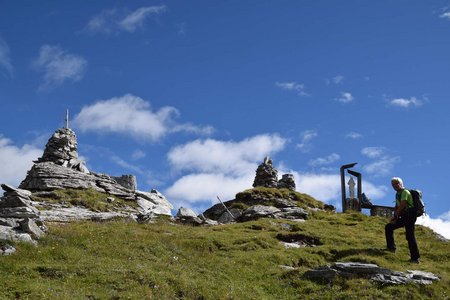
[0, 184, 44, 243]
[20, 162, 136, 200]
[203, 194, 309, 224]
[304, 262, 440, 285]
[0, 126, 174, 243]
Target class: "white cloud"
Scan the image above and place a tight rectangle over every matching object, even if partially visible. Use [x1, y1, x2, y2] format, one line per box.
[165, 173, 254, 208]
[33, 45, 87, 90]
[361, 147, 386, 159]
[363, 156, 400, 177]
[168, 134, 287, 176]
[0, 136, 42, 187]
[388, 97, 423, 108]
[84, 6, 166, 34]
[416, 211, 450, 239]
[346, 132, 363, 139]
[333, 75, 344, 84]
[72, 94, 213, 142]
[297, 130, 317, 153]
[276, 81, 310, 96]
[84, 9, 118, 34]
[119, 6, 166, 32]
[309, 153, 340, 167]
[165, 134, 287, 211]
[0, 37, 13, 75]
[440, 12, 450, 20]
[337, 92, 354, 103]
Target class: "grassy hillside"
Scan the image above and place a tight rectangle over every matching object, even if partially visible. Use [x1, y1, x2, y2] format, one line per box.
[1, 197, 449, 299]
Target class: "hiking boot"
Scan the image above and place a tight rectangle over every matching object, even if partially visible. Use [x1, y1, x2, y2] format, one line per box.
[409, 258, 420, 264]
[386, 248, 396, 253]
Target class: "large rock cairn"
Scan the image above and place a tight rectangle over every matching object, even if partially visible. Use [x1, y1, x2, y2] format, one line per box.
[20, 127, 138, 199]
[253, 157, 296, 190]
[12, 125, 173, 223]
[37, 128, 89, 173]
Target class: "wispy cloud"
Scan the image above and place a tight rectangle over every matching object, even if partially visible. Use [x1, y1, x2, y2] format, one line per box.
[297, 130, 317, 153]
[0, 37, 13, 76]
[0, 135, 42, 187]
[84, 6, 167, 34]
[309, 153, 340, 167]
[72, 94, 213, 142]
[387, 97, 424, 108]
[346, 132, 363, 139]
[275, 81, 310, 96]
[131, 149, 146, 160]
[363, 156, 400, 177]
[32, 45, 87, 90]
[326, 75, 344, 85]
[336, 92, 354, 103]
[361, 147, 386, 159]
[440, 12, 450, 20]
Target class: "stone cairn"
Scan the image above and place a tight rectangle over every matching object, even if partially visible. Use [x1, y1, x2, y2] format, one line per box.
[37, 127, 89, 173]
[253, 157, 296, 191]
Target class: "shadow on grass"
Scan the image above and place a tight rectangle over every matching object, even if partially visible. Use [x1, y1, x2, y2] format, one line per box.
[330, 247, 388, 261]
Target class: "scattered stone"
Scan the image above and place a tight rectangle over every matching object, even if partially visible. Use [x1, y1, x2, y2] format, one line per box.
[176, 207, 198, 218]
[0, 244, 16, 256]
[304, 262, 441, 285]
[276, 233, 322, 247]
[106, 197, 115, 203]
[19, 218, 45, 239]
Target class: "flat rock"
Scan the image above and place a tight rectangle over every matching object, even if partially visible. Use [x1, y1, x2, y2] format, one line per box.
[304, 262, 441, 285]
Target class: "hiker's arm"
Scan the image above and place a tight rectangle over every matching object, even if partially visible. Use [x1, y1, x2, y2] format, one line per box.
[395, 200, 407, 218]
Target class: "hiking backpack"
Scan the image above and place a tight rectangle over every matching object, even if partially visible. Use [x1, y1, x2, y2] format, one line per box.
[409, 189, 425, 217]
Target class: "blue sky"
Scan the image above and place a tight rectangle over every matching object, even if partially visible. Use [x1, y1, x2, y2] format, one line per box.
[1, 1, 449, 237]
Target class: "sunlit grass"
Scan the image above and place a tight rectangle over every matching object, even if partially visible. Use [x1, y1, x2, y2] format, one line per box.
[1, 210, 448, 299]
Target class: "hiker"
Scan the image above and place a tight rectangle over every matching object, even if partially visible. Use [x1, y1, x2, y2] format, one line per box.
[385, 177, 420, 263]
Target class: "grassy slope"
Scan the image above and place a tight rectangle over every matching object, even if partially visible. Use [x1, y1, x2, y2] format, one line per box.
[1, 195, 449, 299]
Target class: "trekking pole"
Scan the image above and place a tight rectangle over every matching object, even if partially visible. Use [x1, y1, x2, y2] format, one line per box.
[216, 196, 236, 220]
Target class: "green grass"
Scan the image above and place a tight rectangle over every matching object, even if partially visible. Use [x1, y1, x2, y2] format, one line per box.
[235, 187, 325, 210]
[31, 188, 138, 212]
[1, 211, 448, 299]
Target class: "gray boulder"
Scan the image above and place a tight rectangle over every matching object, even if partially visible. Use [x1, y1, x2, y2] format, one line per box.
[19, 218, 45, 239]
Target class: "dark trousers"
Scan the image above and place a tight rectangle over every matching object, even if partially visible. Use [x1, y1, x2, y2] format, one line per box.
[385, 209, 420, 260]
